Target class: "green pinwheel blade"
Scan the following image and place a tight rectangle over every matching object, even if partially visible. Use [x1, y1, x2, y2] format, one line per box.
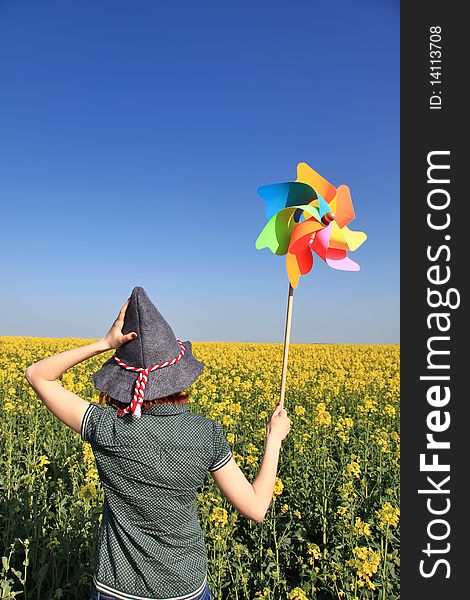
[255, 204, 321, 255]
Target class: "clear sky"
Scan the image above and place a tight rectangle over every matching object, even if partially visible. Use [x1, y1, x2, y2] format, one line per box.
[0, 0, 399, 344]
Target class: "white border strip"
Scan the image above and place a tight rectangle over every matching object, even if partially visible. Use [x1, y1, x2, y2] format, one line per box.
[80, 403, 97, 441]
[93, 573, 207, 600]
[208, 451, 232, 472]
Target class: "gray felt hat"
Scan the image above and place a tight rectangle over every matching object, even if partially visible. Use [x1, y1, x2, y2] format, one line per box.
[92, 286, 204, 404]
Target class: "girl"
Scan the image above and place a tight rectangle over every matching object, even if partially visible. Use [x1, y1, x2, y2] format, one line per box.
[25, 287, 291, 600]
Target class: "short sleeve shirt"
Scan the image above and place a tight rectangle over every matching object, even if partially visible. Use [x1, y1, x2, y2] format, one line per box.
[81, 401, 232, 600]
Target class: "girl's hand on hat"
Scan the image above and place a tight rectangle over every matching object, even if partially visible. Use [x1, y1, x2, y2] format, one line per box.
[266, 402, 291, 443]
[100, 298, 138, 350]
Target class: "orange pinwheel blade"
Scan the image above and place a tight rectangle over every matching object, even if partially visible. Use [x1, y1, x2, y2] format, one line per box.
[296, 162, 337, 203]
[286, 250, 313, 289]
[288, 218, 324, 253]
[329, 185, 355, 228]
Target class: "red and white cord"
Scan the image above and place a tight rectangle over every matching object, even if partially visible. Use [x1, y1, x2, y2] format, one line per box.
[113, 339, 186, 418]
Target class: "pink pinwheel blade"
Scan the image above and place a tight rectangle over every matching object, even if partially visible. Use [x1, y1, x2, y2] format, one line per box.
[309, 223, 332, 262]
[325, 248, 361, 271]
[310, 225, 361, 271]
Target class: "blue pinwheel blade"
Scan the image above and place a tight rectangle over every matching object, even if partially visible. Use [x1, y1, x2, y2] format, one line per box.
[317, 194, 331, 219]
[257, 182, 316, 221]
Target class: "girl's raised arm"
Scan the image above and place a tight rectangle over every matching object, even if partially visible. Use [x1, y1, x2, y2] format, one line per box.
[210, 403, 291, 523]
[25, 297, 137, 434]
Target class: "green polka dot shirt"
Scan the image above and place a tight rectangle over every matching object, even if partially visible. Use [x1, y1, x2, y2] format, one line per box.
[81, 400, 232, 600]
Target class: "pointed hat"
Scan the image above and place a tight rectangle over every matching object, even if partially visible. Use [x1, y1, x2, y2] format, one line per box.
[92, 287, 204, 414]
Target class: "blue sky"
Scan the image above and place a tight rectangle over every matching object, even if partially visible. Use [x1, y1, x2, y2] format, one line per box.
[0, 0, 399, 344]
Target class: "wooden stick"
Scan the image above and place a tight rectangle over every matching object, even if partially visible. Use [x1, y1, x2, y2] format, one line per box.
[279, 283, 294, 410]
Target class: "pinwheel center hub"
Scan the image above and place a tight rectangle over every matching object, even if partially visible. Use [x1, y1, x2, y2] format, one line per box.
[321, 211, 336, 225]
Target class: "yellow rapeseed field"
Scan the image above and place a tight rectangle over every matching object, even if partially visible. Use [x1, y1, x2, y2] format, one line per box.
[0, 337, 399, 600]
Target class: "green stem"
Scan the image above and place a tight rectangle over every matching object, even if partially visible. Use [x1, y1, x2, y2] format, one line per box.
[381, 524, 389, 599]
[322, 451, 327, 547]
[271, 502, 280, 597]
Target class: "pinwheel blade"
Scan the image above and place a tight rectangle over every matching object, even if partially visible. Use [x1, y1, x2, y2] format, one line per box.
[310, 223, 332, 262]
[328, 221, 367, 252]
[316, 194, 331, 220]
[257, 182, 317, 221]
[329, 185, 355, 228]
[325, 249, 361, 271]
[288, 218, 324, 253]
[311, 225, 362, 271]
[296, 162, 337, 203]
[286, 250, 313, 289]
[255, 205, 322, 255]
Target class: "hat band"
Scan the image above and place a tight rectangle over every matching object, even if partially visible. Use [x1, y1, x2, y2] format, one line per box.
[113, 339, 186, 418]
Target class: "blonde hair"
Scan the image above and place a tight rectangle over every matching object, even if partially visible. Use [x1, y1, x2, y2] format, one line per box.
[98, 390, 189, 412]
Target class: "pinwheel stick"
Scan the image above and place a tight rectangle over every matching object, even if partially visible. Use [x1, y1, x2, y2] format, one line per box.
[279, 283, 294, 410]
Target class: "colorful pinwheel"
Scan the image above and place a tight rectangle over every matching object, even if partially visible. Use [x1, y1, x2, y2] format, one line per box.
[255, 162, 367, 288]
[255, 162, 367, 408]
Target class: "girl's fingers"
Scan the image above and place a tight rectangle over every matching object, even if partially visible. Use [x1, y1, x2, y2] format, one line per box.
[118, 299, 131, 317]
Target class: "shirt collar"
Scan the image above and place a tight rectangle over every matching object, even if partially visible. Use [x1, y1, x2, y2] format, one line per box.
[140, 401, 189, 416]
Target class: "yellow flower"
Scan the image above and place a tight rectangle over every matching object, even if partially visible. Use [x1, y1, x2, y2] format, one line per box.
[222, 414, 234, 426]
[226, 432, 235, 444]
[346, 460, 361, 479]
[79, 482, 98, 502]
[294, 405, 306, 416]
[294, 509, 302, 519]
[354, 517, 371, 537]
[245, 443, 259, 455]
[307, 543, 321, 563]
[377, 502, 400, 529]
[209, 507, 228, 527]
[347, 546, 380, 590]
[373, 428, 391, 453]
[272, 477, 284, 500]
[281, 503, 289, 514]
[233, 452, 244, 464]
[314, 402, 332, 426]
[228, 402, 242, 414]
[36, 454, 51, 476]
[335, 416, 354, 443]
[358, 397, 378, 414]
[289, 588, 308, 600]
